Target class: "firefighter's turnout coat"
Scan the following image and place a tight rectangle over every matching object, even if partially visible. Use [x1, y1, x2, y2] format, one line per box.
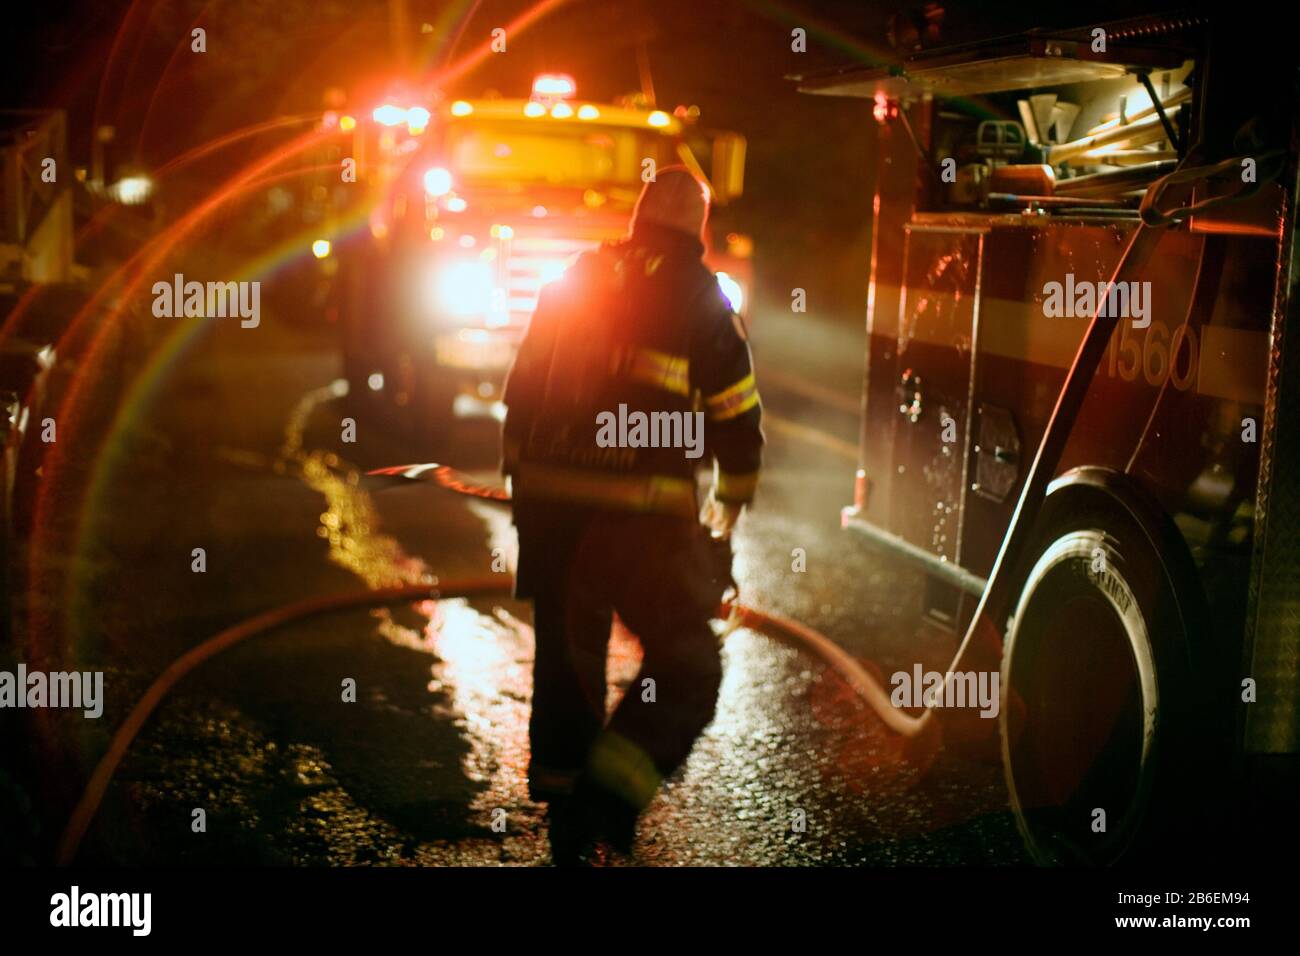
[503, 221, 764, 596]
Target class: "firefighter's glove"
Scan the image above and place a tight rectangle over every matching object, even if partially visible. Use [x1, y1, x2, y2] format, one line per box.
[701, 491, 743, 539]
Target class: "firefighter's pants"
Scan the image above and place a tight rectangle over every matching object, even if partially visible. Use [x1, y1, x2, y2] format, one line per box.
[515, 504, 726, 808]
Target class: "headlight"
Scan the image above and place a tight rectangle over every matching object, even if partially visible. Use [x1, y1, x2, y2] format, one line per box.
[407, 107, 431, 133]
[430, 260, 494, 317]
[716, 271, 744, 314]
[373, 104, 407, 126]
[423, 167, 452, 197]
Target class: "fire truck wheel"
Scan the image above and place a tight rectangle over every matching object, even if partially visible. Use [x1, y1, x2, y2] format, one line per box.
[1000, 493, 1202, 866]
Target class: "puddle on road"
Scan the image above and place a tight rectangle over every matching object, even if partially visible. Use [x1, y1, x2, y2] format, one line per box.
[277, 383, 545, 848]
[280, 381, 426, 589]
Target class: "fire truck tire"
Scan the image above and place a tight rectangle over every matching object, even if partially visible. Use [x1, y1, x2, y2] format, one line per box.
[999, 490, 1207, 865]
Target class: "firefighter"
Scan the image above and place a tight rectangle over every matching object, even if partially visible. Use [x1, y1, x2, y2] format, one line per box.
[501, 166, 763, 859]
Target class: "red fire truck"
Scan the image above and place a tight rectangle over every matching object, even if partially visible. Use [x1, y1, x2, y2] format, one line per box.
[332, 75, 749, 446]
[798, 12, 1298, 863]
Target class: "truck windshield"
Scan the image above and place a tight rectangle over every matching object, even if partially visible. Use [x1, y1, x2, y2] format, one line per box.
[444, 121, 668, 188]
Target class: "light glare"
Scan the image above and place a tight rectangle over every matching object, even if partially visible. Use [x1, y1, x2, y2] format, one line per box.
[423, 167, 453, 196]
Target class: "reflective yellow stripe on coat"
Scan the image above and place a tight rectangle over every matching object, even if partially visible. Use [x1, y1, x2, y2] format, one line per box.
[715, 467, 759, 502]
[705, 373, 760, 421]
[625, 348, 690, 397]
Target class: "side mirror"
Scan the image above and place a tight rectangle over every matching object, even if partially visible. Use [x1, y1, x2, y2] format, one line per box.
[710, 132, 746, 204]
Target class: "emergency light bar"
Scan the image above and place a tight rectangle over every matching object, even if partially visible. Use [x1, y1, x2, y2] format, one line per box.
[531, 74, 576, 99]
[372, 103, 431, 132]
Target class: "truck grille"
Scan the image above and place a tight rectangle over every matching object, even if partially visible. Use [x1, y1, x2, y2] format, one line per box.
[504, 235, 597, 321]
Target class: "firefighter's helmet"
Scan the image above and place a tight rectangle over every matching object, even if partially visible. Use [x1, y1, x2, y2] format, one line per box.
[630, 165, 710, 239]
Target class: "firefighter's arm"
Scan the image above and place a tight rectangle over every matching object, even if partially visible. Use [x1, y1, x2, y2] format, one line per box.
[691, 284, 764, 510]
[501, 292, 560, 476]
[502, 250, 603, 474]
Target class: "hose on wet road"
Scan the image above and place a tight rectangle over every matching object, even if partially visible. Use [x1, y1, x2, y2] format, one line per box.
[55, 578, 507, 865]
[55, 466, 917, 865]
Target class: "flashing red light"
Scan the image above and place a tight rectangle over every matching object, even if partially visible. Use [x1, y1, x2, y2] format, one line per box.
[872, 92, 898, 124]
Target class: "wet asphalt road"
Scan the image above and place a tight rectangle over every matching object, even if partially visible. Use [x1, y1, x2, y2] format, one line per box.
[31, 300, 1028, 866]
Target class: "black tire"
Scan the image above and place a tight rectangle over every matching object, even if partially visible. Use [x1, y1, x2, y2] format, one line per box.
[999, 489, 1208, 865]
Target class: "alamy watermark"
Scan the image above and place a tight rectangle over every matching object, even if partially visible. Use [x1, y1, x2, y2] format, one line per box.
[152, 273, 260, 328]
[1042, 274, 1151, 329]
[0, 664, 103, 718]
[50, 886, 151, 936]
[596, 403, 704, 459]
[890, 664, 999, 718]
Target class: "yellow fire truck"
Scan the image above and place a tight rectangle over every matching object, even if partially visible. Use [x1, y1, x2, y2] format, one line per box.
[334, 74, 749, 445]
[798, 12, 1298, 863]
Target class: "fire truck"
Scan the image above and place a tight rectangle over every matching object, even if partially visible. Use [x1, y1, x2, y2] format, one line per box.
[798, 12, 1299, 863]
[333, 74, 749, 445]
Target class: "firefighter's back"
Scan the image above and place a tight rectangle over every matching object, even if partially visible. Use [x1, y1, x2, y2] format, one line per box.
[504, 221, 733, 518]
